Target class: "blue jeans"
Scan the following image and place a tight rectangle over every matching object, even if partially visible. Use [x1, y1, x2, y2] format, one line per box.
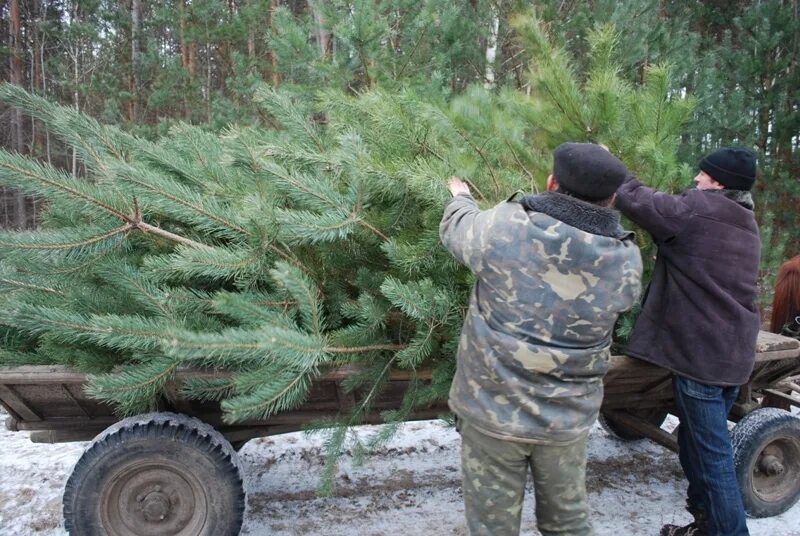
[672, 375, 749, 536]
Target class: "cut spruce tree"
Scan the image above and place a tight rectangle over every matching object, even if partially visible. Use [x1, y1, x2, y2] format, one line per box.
[0, 13, 693, 486]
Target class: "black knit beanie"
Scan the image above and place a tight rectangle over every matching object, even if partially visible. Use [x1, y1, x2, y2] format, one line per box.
[552, 143, 628, 201]
[698, 147, 757, 191]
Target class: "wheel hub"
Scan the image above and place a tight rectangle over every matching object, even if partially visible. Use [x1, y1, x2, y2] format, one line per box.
[758, 454, 785, 476]
[101, 463, 205, 536]
[752, 436, 800, 507]
[141, 489, 171, 522]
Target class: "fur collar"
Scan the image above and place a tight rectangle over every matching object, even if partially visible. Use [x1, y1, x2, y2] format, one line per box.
[706, 188, 755, 210]
[517, 192, 632, 239]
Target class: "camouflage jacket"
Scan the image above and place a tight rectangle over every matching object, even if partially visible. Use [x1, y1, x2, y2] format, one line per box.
[440, 192, 642, 444]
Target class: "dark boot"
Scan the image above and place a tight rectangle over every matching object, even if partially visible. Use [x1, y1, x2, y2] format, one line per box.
[660, 503, 708, 536]
[685, 500, 709, 532]
[659, 523, 706, 536]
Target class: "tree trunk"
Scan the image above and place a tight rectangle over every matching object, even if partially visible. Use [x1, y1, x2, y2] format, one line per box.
[9, 0, 25, 153]
[309, 0, 332, 59]
[9, 0, 28, 228]
[484, 8, 500, 88]
[206, 33, 212, 123]
[270, 0, 282, 85]
[189, 44, 197, 80]
[130, 0, 141, 122]
[41, 6, 51, 166]
[31, 0, 47, 158]
[180, 0, 190, 70]
[72, 39, 79, 177]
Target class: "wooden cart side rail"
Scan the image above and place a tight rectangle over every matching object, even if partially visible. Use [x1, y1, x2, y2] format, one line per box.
[22, 404, 450, 445]
[0, 364, 435, 385]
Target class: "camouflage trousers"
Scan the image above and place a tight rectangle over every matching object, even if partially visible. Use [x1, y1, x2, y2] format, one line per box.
[459, 418, 593, 536]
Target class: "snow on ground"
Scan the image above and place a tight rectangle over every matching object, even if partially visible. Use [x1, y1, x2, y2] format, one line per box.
[1, 410, 798, 535]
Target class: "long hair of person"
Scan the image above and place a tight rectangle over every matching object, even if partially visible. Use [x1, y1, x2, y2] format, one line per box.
[770, 255, 800, 334]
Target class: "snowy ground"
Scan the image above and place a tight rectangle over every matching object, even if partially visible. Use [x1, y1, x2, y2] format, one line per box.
[1, 410, 799, 536]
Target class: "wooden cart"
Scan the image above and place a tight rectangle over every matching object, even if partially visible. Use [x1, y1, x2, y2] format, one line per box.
[1, 364, 448, 536]
[1, 330, 799, 535]
[599, 330, 800, 519]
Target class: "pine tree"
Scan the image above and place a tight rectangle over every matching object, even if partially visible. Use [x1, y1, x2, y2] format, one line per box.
[0, 9, 694, 488]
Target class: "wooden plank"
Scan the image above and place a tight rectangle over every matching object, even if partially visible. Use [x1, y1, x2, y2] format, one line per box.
[0, 399, 20, 421]
[60, 384, 92, 418]
[786, 382, 800, 394]
[0, 384, 41, 421]
[755, 331, 800, 355]
[13, 403, 450, 432]
[753, 349, 800, 363]
[0, 366, 88, 384]
[29, 430, 98, 444]
[762, 389, 800, 409]
[603, 410, 678, 452]
[0, 364, 437, 385]
[16, 417, 116, 431]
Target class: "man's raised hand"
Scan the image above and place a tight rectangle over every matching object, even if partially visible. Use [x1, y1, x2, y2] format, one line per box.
[448, 176, 471, 197]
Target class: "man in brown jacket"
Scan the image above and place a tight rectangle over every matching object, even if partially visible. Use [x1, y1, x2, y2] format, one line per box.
[615, 147, 760, 536]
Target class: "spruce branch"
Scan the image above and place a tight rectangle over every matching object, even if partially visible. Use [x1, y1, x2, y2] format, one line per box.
[86, 357, 179, 416]
[111, 161, 253, 240]
[182, 377, 238, 403]
[254, 87, 325, 151]
[212, 291, 299, 328]
[0, 278, 63, 295]
[0, 151, 130, 220]
[143, 244, 266, 284]
[269, 261, 326, 335]
[221, 368, 315, 423]
[308, 354, 396, 495]
[132, 220, 212, 250]
[326, 343, 406, 353]
[0, 225, 133, 257]
[0, 83, 130, 173]
[96, 263, 174, 320]
[358, 218, 389, 241]
[395, 320, 437, 368]
[261, 161, 350, 210]
[276, 208, 360, 245]
[0, 304, 174, 354]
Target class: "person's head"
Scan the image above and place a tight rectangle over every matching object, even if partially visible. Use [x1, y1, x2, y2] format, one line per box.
[547, 142, 628, 207]
[771, 256, 800, 334]
[695, 147, 757, 191]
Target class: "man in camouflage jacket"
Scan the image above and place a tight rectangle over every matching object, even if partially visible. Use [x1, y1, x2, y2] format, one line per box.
[440, 143, 642, 536]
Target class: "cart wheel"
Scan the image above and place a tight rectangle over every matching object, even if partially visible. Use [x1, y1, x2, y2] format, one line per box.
[731, 407, 800, 518]
[599, 408, 668, 441]
[63, 412, 245, 536]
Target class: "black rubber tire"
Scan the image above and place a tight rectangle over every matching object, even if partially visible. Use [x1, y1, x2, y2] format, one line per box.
[599, 408, 668, 441]
[731, 408, 800, 518]
[63, 412, 245, 536]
